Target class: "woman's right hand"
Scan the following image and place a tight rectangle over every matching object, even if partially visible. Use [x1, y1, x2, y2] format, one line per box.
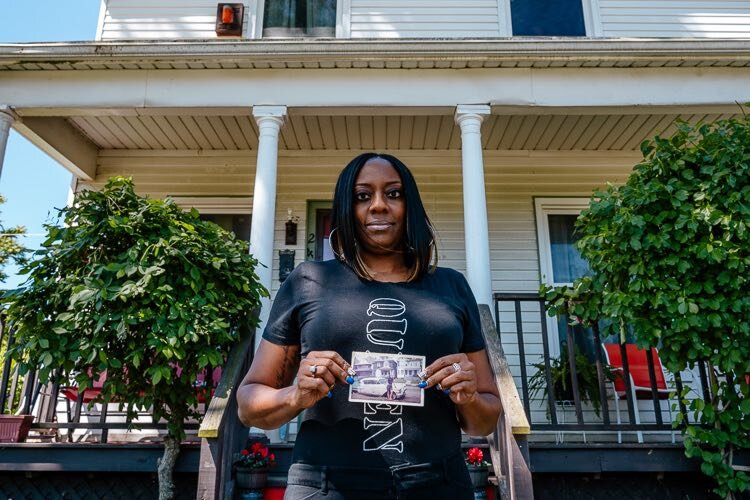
[292, 351, 353, 409]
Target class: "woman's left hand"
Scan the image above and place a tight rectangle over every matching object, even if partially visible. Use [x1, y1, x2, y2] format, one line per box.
[423, 354, 478, 406]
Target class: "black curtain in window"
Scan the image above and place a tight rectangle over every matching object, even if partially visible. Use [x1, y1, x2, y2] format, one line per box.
[511, 0, 586, 36]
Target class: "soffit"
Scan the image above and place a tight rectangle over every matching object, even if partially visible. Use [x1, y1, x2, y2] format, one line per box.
[67, 111, 740, 151]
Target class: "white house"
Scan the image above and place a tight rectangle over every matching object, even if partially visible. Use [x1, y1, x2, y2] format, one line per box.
[2, 0, 750, 452]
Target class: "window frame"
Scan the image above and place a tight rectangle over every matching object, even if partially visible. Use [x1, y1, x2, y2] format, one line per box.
[253, 0, 347, 39]
[534, 197, 590, 357]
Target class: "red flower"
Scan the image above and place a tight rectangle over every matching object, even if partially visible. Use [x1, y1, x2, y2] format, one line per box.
[259, 446, 269, 458]
[466, 447, 484, 465]
[269, 453, 276, 462]
[240, 449, 250, 456]
[250, 442, 263, 454]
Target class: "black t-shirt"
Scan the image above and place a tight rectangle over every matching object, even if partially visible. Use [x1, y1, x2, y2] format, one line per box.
[263, 259, 485, 468]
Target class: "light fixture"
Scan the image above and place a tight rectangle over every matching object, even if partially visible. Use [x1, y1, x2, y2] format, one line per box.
[285, 208, 299, 245]
[215, 3, 244, 37]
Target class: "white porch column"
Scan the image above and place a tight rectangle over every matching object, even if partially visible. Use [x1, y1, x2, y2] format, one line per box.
[0, 106, 17, 179]
[455, 104, 493, 309]
[250, 105, 287, 345]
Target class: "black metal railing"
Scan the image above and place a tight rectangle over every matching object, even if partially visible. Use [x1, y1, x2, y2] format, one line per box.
[494, 293, 709, 439]
[1, 315, 224, 443]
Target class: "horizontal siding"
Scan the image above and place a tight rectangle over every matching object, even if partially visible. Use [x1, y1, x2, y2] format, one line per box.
[349, 0, 501, 38]
[99, 0, 253, 40]
[598, 0, 750, 38]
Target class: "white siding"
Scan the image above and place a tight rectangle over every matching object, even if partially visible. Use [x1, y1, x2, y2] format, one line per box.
[87, 149, 637, 295]
[99, 0, 255, 40]
[345, 0, 504, 38]
[598, 0, 750, 38]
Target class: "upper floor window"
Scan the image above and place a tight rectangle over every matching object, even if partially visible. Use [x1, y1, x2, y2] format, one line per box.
[510, 0, 586, 36]
[263, 0, 336, 38]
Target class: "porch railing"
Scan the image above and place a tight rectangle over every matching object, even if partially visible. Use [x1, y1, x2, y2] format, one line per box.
[493, 293, 709, 440]
[0, 314, 224, 442]
[196, 322, 256, 500]
[479, 304, 534, 500]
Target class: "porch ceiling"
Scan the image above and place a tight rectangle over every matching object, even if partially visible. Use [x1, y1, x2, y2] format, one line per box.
[64, 110, 740, 152]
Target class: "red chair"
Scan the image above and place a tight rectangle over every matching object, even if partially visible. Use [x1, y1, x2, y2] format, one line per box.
[60, 370, 107, 404]
[601, 344, 674, 443]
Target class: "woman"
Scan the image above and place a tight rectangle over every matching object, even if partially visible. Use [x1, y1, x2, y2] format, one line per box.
[237, 153, 500, 499]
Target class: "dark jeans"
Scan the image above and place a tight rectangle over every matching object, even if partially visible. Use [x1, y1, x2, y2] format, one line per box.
[284, 453, 474, 500]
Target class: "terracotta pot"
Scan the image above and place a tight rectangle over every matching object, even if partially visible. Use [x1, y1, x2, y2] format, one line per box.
[467, 465, 489, 489]
[235, 466, 268, 490]
[0, 415, 33, 443]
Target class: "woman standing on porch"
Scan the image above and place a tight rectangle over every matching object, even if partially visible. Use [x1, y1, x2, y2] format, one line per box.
[237, 153, 500, 499]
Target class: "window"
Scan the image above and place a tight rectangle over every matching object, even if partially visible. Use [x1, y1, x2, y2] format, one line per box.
[168, 196, 252, 241]
[536, 198, 627, 359]
[510, 0, 586, 36]
[199, 214, 251, 241]
[263, 0, 336, 38]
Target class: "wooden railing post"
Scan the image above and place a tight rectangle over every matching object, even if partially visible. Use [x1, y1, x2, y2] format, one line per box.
[478, 304, 534, 500]
[197, 324, 256, 500]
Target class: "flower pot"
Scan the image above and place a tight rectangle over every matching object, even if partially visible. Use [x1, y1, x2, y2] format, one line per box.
[0, 415, 34, 443]
[235, 466, 268, 490]
[467, 465, 489, 489]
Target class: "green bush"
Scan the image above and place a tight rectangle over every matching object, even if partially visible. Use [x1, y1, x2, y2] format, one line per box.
[565, 116, 750, 497]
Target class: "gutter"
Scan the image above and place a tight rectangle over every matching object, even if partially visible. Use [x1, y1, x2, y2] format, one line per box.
[1, 38, 750, 67]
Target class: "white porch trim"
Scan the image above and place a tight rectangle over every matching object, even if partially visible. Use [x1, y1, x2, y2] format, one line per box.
[2, 67, 749, 110]
[0, 106, 17, 179]
[456, 104, 493, 310]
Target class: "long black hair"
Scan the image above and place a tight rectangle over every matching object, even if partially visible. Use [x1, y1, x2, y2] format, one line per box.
[330, 152, 437, 281]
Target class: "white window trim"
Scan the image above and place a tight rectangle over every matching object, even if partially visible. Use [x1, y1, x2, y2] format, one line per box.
[534, 197, 590, 358]
[503, 0, 601, 36]
[253, 0, 348, 40]
[95, 0, 108, 41]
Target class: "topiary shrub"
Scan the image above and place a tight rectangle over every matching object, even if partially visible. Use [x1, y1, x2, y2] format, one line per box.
[4, 177, 267, 499]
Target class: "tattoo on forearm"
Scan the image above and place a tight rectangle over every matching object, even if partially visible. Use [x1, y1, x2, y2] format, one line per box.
[275, 345, 301, 389]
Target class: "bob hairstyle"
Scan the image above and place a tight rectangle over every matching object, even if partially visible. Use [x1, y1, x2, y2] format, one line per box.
[330, 152, 437, 282]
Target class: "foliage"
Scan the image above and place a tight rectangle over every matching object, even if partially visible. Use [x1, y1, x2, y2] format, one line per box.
[3, 176, 267, 441]
[528, 342, 615, 418]
[235, 442, 276, 469]
[0, 194, 26, 284]
[465, 447, 490, 467]
[555, 116, 750, 497]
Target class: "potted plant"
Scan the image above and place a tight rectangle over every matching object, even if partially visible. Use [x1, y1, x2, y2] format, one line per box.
[0, 414, 34, 443]
[528, 344, 615, 419]
[234, 441, 276, 490]
[465, 447, 490, 489]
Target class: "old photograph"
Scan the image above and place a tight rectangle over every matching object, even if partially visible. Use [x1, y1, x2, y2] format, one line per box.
[348, 351, 425, 407]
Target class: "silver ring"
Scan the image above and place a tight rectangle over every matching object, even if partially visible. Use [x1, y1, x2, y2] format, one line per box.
[452, 362, 461, 374]
[309, 365, 318, 378]
[437, 383, 443, 391]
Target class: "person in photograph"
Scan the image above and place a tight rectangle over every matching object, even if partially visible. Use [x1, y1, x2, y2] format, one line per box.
[237, 152, 501, 499]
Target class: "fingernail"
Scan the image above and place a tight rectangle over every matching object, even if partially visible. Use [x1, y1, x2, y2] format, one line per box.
[327, 391, 333, 398]
[346, 376, 355, 384]
[418, 381, 427, 389]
